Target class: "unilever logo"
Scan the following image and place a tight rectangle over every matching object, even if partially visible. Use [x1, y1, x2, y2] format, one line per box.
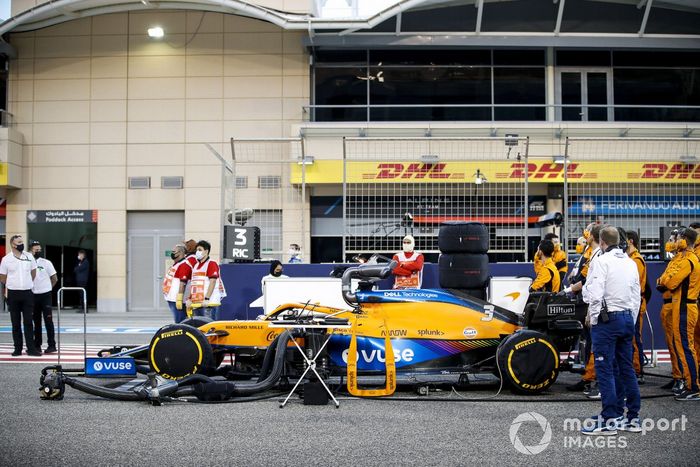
[509, 412, 552, 455]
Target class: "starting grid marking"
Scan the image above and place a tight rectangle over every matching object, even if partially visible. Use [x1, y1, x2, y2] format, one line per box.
[0, 343, 106, 364]
[0, 326, 159, 334]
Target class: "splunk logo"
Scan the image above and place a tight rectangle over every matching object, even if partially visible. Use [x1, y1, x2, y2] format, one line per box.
[93, 360, 133, 372]
[341, 348, 415, 364]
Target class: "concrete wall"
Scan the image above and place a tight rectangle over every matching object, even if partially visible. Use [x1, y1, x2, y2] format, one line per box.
[6, 11, 310, 310]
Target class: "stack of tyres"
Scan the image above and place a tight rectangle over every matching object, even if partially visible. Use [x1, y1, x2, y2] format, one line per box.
[438, 222, 489, 299]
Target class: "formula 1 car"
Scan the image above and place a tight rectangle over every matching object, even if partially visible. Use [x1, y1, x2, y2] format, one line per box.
[40, 261, 587, 403]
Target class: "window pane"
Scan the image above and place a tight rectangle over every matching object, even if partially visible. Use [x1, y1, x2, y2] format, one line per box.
[370, 107, 491, 121]
[370, 50, 491, 66]
[315, 50, 366, 65]
[613, 51, 700, 68]
[314, 67, 367, 121]
[614, 68, 700, 105]
[494, 107, 546, 121]
[561, 72, 582, 121]
[493, 49, 545, 66]
[493, 68, 545, 104]
[369, 67, 491, 105]
[556, 50, 611, 67]
[587, 72, 608, 121]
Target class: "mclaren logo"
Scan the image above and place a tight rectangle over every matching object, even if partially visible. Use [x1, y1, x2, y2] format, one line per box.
[504, 292, 521, 302]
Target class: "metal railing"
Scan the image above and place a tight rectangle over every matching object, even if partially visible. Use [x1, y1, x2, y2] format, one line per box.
[56, 287, 88, 365]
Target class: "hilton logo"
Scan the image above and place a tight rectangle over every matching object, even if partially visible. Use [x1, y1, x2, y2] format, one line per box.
[547, 304, 575, 316]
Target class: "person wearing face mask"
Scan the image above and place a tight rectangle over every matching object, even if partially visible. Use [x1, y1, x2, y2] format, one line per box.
[189, 240, 226, 320]
[73, 249, 90, 311]
[658, 229, 684, 393]
[162, 244, 192, 323]
[529, 239, 561, 293]
[261, 260, 288, 294]
[534, 233, 568, 284]
[657, 228, 700, 401]
[288, 244, 302, 264]
[30, 241, 58, 353]
[626, 230, 649, 384]
[691, 222, 700, 365]
[391, 235, 424, 289]
[0, 235, 40, 356]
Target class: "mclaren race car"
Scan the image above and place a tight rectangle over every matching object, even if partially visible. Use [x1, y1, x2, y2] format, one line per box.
[40, 260, 587, 404]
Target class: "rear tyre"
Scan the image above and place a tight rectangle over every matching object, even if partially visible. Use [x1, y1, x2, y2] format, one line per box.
[438, 253, 489, 289]
[438, 222, 489, 254]
[496, 330, 559, 394]
[148, 324, 215, 380]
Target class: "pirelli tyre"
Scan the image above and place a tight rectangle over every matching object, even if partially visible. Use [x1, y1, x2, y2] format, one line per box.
[438, 253, 489, 289]
[438, 221, 489, 254]
[496, 330, 559, 394]
[148, 324, 215, 380]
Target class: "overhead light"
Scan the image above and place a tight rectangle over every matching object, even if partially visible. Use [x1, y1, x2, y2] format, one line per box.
[679, 155, 698, 164]
[297, 155, 315, 165]
[147, 26, 164, 38]
[421, 154, 439, 163]
[553, 156, 569, 165]
[505, 134, 519, 147]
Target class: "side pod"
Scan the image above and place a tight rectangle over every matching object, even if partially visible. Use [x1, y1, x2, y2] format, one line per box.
[346, 315, 396, 397]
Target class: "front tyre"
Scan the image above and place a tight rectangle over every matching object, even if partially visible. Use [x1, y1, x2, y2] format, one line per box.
[496, 330, 559, 394]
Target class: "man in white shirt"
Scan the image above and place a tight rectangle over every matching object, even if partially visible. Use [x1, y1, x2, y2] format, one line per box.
[581, 226, 642, 435]
[0, 235, 40, 356]
[30, 241, 58, 353]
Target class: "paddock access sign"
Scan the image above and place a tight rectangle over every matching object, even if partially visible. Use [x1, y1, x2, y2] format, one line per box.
[26, 210, 98, 223]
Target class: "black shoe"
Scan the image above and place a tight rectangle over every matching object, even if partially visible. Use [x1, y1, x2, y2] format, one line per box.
[672, 380, 687, 396]
[11, 350, 21, 356]
[637, 375, 645, 385]
[26, 349, 42, 357]
[660, 379, 675, 390]
[567, 380, 588, 391]
[674, 390, 700, 401]
[44, 346, 57, 354]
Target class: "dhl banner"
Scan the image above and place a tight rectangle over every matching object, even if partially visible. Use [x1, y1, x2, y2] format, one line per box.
[291, 160, 700, 184]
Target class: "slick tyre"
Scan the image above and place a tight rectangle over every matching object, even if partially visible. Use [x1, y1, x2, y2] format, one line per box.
[496, 330, 559, 394]
[438, 253, 489, 289]
[148, 324, 215, 380]
[438, 222, 489, 254]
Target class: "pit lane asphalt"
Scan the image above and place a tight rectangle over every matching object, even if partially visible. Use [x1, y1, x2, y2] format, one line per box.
[2, 313, 699, 466]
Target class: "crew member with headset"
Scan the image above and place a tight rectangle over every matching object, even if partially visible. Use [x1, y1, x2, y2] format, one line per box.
[581, 226, 642, 435]
[563, 223, 605, 397]
[626, 230, 650, 383]
[391, 235, 424, 289]
[30, 241, 58, 354]
[657, 228, 700, 401]
[659, 229, 684, 393]
[0, 235, 41, 356]
[535, 233, 568, 284]
[162, 244, 192, 323]
[529, 239, 561, 293]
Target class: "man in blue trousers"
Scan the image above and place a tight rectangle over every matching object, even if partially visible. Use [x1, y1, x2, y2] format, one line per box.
[581, 226, 642, 435]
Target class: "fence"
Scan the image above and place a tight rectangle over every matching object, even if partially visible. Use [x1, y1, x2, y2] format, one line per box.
[228, 136, 700, 262]
[230, 138, 305, 260]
